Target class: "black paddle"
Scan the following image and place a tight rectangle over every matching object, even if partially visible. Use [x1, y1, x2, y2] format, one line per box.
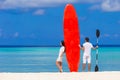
[95, 29, 100, 72]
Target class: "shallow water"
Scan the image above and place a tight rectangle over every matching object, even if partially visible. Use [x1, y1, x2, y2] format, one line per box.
[0, 47, 119, 72]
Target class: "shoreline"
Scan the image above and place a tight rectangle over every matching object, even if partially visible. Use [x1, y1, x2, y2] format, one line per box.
[0, 71, 120, 80]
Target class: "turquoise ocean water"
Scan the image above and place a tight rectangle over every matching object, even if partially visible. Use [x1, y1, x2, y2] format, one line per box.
[0, 46, 120, 72]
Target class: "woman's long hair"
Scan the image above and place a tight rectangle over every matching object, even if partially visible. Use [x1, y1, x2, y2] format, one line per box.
[61, 40, 66, 52]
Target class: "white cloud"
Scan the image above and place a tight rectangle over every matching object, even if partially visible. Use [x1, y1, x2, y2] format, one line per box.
[89, 5, 100, 10]
[79, 16, 87, 21]
[0, 32, 2, 37]
[101, 0, 120, 11]
[118, 20, 120, 24]
[81, 34, 85, 38]
[1, 0, 120, 12]
[102, 33, 120, 38]
[0, 28, 3, 37]
[34, 9, 45, 15]
[104, 34, 110, 37]
[80, 0, 102, 3]
[90, 0, 120, 12]
[113, 34, 119, 38]
[0, 0, 79, 9]
[14, 32, 19, 37]
[29, 33, 36, 38]
[0, 28, 2, 32]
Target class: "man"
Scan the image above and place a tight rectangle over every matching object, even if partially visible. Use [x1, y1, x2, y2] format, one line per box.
[81, 37, 98, 71]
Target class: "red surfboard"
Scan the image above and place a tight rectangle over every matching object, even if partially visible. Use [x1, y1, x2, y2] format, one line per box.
[63, 4, 80, 72]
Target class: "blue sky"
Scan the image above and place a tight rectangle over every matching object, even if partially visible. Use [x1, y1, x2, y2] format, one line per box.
[0, 0, 120, 46]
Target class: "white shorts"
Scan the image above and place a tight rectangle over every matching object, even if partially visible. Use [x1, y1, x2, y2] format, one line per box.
[83, 55, 91, 64]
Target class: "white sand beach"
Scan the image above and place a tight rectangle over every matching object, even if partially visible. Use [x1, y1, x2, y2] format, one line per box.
[0, 72, 119, 80]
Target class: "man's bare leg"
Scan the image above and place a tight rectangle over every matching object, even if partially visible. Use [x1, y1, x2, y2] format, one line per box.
[82, 63, 86, 72]
[88, 63, 91, 71]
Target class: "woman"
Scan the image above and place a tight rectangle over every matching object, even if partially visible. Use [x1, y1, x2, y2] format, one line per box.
[56, 41, 65, 72]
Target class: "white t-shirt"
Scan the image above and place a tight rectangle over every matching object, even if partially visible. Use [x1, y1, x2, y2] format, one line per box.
[56, 46, 65, 62]
[83, 42, 93, 56]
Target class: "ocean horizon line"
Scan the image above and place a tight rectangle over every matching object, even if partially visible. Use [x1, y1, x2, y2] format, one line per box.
[0, 45, 120, 48]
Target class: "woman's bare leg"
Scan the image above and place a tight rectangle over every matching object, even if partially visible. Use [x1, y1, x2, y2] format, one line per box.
[59, 62, 63, 72]
[56, 61, 63, 72]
